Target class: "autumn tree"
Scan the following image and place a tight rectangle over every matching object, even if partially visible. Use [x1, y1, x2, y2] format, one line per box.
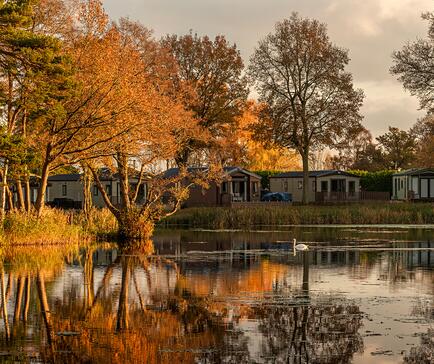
[68, 11, 205, 241]
[222, 100, 300, 170]
[26, 0, 168, 216]
[248, 14, 364, 203]
[161, 32, 248, 167]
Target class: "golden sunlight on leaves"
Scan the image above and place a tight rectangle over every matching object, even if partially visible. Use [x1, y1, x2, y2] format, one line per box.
[223, 100, 300, 170]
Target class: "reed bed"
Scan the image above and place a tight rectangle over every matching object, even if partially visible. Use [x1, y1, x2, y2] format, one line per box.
[160, 203, 434, 229]
[1, 208, 118, 245]
[2, 209, 83, 245]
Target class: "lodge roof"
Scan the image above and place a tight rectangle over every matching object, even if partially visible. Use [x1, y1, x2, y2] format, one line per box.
[271, 170, 359, 178]
[393, 168, 434, 177]
[48, 173, 81, 182]
[162, 166, 261, 180]
[47, 169, 142, 182]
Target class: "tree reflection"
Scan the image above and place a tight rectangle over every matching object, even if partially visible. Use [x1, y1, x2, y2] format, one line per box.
[254, 301, 364, 363]
[0, 244, 369, 364]
[253, 253, 364, 364]
[26, 241, 249, 363]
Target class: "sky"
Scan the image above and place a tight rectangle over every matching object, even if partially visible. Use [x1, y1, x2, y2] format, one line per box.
[103, 0, 432, 137]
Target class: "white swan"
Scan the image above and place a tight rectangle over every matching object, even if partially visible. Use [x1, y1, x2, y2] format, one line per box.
[293, 238, 308, 256]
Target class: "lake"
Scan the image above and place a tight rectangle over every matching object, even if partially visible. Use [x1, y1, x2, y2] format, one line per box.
[0, 226, 432, 363]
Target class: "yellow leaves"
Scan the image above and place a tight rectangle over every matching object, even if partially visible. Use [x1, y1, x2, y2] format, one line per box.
[77, 0, 109, 37]
[223, 100, 300, 170]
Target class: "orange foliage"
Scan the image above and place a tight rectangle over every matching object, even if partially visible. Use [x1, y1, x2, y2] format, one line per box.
[222, 100, 300, 170]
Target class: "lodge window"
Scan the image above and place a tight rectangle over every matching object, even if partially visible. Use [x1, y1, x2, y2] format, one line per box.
[349, 181, 356, 194]
[312, 181, 316, 192]
[106, 184, 112, 196]
[222, 182, 228, 193]
[93, 185, 99, 196]
[253, 182, 258, 194]
[401, 179, 404, 189]
[284, 181, 288, 192]
[321, 181, 328, 192]
[62, 184, 67, 196]
[297, 180, 303, 190]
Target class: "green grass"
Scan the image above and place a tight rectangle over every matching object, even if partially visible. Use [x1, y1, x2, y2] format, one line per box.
[160, 203, 434, 229]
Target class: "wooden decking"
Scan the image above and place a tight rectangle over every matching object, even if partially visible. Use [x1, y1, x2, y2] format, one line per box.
[315, 191, 390, 203]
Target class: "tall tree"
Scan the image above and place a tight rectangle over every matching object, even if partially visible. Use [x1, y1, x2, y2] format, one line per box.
[391, 12, 434, 113]
[376, 126, 417, 170]
[327, 128, 383, 171]
[248, 13, 364, 203]
[161, 32, 248, 167]
[411, 115, 434, 167]
[0, 0, 70, 216]
[75, 14, 204, 241]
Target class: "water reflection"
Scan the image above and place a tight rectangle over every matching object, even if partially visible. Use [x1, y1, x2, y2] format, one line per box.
[0, 228, 432, 363]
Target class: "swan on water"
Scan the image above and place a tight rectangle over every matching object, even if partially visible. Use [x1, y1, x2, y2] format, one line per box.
[293, 238, 308, 256]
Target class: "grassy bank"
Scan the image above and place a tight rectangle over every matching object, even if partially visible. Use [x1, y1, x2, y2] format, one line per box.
[1, 208, 118, 245]
[160, 203, 434, 229]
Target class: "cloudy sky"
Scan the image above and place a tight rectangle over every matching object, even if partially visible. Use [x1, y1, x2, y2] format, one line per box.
[103, 0, 432, 136]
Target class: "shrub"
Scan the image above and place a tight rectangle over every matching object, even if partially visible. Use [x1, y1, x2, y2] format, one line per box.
[349, 170, 395, 193]
[252, 170, 285, 190]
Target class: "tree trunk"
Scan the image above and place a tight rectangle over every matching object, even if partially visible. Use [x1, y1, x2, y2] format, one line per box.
[35, 160, 50, 217]
[15, 179, 25, 211]
[24, 173, 31, 213]
[1, 163, 9, 221]
[6, 185, 14, 213]
[82, 165, 93, 220]
[301, 150, 310, 205]
[117, 152, 131, 210]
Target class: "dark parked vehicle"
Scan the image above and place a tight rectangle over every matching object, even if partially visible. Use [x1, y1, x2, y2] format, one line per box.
[261, 192, 292, 202]
[48, 198, 81, 209]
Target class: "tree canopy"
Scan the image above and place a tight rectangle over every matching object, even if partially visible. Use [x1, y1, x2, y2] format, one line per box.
[248, 13, 364, 203]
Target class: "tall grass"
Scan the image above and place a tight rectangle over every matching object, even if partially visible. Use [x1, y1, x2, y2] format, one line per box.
[2, 209, 83, 245]
[1, 207, 118, 245]
[73, 208, 118, 239]
[160, 203, 434, 229]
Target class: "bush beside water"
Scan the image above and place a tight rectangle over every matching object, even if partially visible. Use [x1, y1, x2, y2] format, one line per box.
[160, 203, 434, 229]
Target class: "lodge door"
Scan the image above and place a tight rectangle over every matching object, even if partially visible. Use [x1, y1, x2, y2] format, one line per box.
[421, 179, 429, 198]
[331, 179, 346, 192]
[431, 179, 434, 198]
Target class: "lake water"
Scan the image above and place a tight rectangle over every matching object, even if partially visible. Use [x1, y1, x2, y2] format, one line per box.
[0, 226, 432, 363]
